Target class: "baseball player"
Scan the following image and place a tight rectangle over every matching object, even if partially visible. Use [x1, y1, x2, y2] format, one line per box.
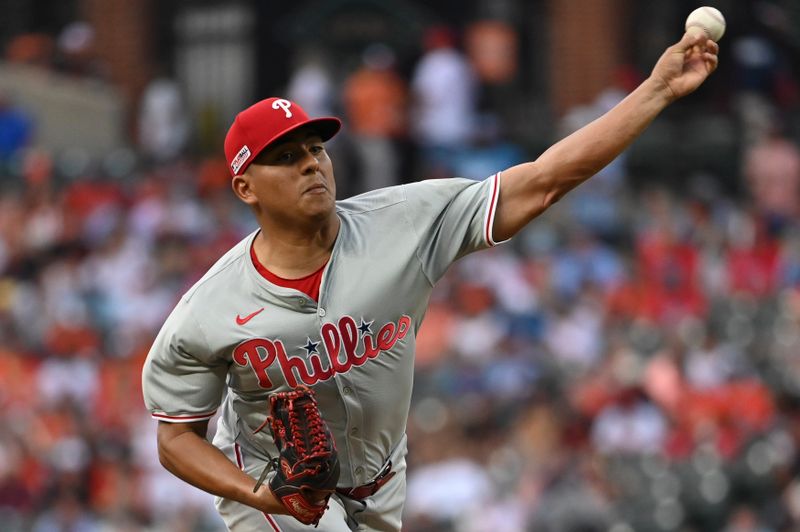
[142, 33, 719, 531]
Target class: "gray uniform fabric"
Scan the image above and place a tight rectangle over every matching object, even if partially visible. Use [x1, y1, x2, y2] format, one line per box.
[141, 175, 502, 531]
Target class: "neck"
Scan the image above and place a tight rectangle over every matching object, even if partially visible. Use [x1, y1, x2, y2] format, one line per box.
[253, 213, 339, 279]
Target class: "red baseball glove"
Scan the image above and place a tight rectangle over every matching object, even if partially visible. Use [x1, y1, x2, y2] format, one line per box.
[254, 386, 340, 527]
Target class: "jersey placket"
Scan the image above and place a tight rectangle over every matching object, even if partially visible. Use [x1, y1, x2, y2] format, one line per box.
[315, 233, 369, 488]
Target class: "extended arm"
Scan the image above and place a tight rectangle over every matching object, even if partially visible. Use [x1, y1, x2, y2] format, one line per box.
[493, 32, 719, 241]
[156, 420, 286, 515]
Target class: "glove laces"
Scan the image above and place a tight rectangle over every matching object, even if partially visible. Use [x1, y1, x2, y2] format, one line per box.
[304, 401, 329, 456]
[288, 395, 328, 458]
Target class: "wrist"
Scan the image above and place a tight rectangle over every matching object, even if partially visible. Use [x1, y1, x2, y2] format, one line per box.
[249, 482, 285, 514]
[643, 75, 677, 105]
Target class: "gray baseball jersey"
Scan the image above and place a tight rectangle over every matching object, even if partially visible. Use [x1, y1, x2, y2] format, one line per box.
[142, 174, 503, 531]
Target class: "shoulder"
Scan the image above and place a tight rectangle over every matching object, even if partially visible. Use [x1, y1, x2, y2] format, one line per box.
[407, 177, 481, 192]
[336, 184, 407, 215]
[401, 177, 487, 205]
[336, 178, 481, 215]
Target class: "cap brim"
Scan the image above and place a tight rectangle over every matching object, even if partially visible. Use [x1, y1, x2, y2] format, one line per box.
[300, 117, 342, 143]
[248, 117, 342, 167]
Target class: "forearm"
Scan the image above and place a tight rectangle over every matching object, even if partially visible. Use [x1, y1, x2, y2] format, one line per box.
[493, 32, 717, 241]
[158, 426, 285, 515]
[535, 76, 672, 201]
[494, 76, 673, 240]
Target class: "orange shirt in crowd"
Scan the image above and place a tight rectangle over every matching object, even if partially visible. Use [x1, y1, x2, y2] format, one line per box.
[343, 67, 407, 138]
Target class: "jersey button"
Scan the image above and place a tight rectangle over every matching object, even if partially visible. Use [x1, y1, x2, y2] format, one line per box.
[342, 386, 352, 395]
[318, 308, 326, 317]
[355, 466, 364, 475]
[350, 427, 359, 435]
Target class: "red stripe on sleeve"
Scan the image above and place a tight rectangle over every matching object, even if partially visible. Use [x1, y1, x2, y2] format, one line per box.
[151, 410, 217, 423]
[484, 173, 500, 246]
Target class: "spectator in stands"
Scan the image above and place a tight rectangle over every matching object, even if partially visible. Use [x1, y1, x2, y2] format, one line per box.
[3, 33, 55, 69]
[342, 43, 408, 191]
[744, 126, 800, 227]
[286, 46, 337, 119]
[0, 91, 33, 166]
[138, 72, 191, 164]
[54, 21, 106, 80]
[410, 25, 479, 178]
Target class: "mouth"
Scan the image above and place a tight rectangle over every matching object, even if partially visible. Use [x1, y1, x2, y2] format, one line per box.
[303, 182, 328, 194]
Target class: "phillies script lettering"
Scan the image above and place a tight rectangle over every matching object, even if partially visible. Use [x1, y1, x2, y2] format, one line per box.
[232, 315, 411, 388]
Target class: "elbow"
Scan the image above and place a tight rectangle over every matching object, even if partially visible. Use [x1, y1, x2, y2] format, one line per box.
[155, 419, 208, 473]
[536, 180, 571, 215]
[156, 437, 184, 478]
[542, 188, 566, 210]
[540, 167, 593, 210]
[156, 438, 173, 470]
[156, 424, 182, 472]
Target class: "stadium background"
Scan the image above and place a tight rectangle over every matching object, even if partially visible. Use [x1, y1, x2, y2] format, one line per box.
[1, 0, 800, 530]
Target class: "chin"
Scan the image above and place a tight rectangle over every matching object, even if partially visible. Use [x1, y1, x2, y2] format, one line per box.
[304, 200, 336, 221]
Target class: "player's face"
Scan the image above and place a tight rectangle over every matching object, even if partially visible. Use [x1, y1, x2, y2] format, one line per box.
[236, 128, 337, 223]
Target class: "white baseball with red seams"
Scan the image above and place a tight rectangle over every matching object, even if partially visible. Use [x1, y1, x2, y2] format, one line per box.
[685, 6, 726, 41]
[142, 173, 504, 531]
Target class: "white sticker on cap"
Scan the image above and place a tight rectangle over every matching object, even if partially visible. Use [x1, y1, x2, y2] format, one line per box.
[231, 145, 251, 174]
[272, 99, 293, 118]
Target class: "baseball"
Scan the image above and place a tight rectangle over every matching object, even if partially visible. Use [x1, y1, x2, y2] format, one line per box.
[685, 6, 726, 41]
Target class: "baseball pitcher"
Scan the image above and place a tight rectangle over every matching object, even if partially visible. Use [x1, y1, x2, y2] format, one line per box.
[142, 32, 719, 531]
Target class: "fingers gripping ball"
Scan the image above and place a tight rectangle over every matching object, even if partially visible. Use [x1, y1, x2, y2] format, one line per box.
[685, 6, 726, 41]
[255, 386, 340, 527]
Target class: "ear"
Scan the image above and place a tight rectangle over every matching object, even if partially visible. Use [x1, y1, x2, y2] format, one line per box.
[231, 174, 258, 206]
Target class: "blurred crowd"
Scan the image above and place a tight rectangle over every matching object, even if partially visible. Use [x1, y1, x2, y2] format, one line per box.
[1, 13, 800, 532]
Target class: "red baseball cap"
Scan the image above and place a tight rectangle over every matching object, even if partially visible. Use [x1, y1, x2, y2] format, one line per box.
[224, 97, 341, 176]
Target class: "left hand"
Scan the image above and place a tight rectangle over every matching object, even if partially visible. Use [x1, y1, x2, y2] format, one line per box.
[260, 386, 340, 526]
[649, 32, 719, 102]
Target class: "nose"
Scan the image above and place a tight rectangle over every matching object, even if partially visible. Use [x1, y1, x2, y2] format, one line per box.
[299, 148, 320, 175]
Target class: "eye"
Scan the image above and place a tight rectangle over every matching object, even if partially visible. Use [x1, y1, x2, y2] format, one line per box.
[277, 151, 295, 163]
[309, 145, 324, 156]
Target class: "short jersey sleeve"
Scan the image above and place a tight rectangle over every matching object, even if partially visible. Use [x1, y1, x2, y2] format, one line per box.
[141, 297, 227, 423]
[403, 173, 503, 283]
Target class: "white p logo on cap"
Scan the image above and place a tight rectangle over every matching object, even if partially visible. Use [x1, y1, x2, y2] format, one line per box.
[272, 99, 293, 118]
